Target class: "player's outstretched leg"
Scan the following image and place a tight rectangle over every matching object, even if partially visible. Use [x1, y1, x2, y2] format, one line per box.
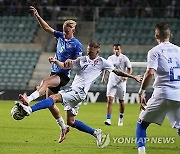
[136, 120, 149, 154]
[69, 119, 102, 147]
[16, 97, 55, 117]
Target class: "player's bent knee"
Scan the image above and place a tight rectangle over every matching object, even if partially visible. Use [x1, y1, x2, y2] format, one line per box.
[49, 94, 62, 103]
[42, 78, 49, 85]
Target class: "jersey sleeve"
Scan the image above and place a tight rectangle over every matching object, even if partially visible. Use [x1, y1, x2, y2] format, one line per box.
[72, 57, 81, 69]
[125, 56, 132, 68]
[147, 49, 158, 70]
[74, 43, 83, 58]
[102, 58, 115, 72]
[54, 30, 63, 39]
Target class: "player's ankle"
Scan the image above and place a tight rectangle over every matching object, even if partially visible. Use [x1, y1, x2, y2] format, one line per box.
[177, 129, 180, 136]
[138, 146, 146, 154]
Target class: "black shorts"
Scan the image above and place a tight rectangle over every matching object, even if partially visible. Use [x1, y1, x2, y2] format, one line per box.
[49, 72, 70, 93]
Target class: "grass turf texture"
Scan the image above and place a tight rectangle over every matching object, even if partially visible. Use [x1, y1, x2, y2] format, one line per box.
[0, 100, 179, 154]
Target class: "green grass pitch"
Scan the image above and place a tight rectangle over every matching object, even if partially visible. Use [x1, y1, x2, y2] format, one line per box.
[0, 100, 179, 154]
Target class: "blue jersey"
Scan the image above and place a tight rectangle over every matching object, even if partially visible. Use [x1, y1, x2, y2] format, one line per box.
[52, 30, 83, 77]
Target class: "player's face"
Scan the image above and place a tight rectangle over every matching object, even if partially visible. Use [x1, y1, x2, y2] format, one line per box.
[63, 26, 74, 39]
[113, 46, 121, 56]
[87, 46, 99, 59]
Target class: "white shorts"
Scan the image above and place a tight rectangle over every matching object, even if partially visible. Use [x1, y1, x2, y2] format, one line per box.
[106, 81, 126, 100]
[139, 96, 180, 129]
[59, 87, 86, 116]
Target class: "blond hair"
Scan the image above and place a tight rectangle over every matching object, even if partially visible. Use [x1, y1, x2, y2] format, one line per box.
[63, 20, 77, 29]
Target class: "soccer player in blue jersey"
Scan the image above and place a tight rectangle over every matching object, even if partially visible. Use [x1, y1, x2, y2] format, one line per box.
[19, 6, 82, 105]
[18, 6, 82, 142]
[137, 22, 180, 154]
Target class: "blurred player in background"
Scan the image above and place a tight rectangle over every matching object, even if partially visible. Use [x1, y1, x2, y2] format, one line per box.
[101, 44, 132, 126]
[16, 42, 142, 146]
[136, 22, 180, 154]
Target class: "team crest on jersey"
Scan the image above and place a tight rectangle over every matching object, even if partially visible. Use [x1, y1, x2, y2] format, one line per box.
[83, 59, 88, 63]
[67, 44, 72, 48]
[93, 60, 98, 66]
[119, 58, 123, 62]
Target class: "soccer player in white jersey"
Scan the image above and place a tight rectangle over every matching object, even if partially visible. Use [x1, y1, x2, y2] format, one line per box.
[16, 42, 142, 147]
[136, 22, 180, 154]
[101, 44, 132, 126]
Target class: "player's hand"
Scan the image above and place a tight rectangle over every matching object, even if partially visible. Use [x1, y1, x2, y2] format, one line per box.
[29, 6, 39, 17]
[138, 94, 147, 111]
[64, 59, 72, 68]
[48, 57, 56, 63]
[134, 75, 143, 83]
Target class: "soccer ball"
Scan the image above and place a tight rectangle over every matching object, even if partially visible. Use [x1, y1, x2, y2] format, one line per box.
[11, 105, 25, 120]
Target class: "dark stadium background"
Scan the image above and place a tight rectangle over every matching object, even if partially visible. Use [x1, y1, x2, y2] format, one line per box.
[0, 0, 179, 102]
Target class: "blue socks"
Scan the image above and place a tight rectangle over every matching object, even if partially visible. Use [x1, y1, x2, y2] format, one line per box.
[72, 120, 95, 135]
[106, 114, 111, 119]
[119, 113, 124, 119]
[136, 121, 149, 148]
[106, 113, 124, 119]
[178, 129, 180, 136]
[31, 97, 54, 112]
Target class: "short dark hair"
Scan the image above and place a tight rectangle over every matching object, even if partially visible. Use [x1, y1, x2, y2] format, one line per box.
[88, 42, 100, 49]
[155, 22, 171, 39]
[113, 44, 121, 48]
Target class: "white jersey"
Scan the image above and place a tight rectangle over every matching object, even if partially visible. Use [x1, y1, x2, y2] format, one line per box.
[71, 56, 114, 94]
[147, 42, 180, 101]
[107, 54, 132, 85]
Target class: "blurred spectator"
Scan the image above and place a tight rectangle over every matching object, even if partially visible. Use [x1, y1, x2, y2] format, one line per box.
[144, 2, 153, 17]
[166, 0, 176, 17]
[1, 0, 180, 19]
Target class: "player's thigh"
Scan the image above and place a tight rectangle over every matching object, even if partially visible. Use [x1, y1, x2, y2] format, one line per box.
[106, 83, 117, 97]
[59, 88, 82, 115]
[45, 75, 61, 87]
[139, 97, 168, 125]
[49, 93, 63, 102]
[166, 100, 180, 128]
[116, 83, 126, 100]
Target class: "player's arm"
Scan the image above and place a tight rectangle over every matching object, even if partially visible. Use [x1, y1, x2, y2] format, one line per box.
[122, 67, 133, 81]
[138, 68, 155, 110]
[139, 68, 155, 93]
[101, 70, 108, 84]
[29, 6, 54, 35]
[112, 69, 142, 83]
[48, 57, 72, 69]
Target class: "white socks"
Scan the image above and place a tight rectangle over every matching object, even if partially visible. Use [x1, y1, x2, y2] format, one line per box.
[138, 146, 146, 154]
[56, 116, 66, 130]
[27, 90, 40, 103]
